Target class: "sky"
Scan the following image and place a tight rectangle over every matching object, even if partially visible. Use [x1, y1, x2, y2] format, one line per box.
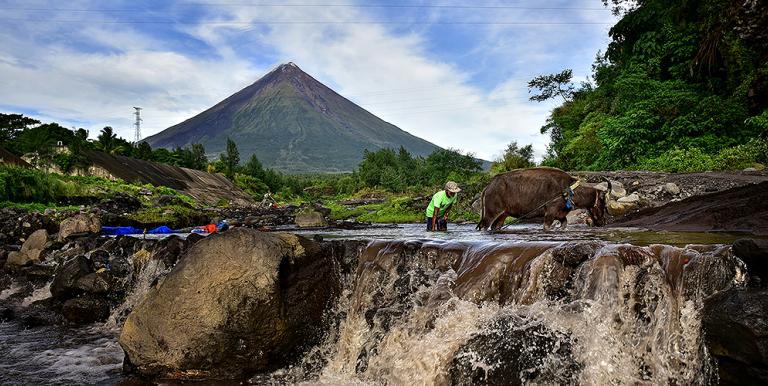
[0, 0, 619, 162]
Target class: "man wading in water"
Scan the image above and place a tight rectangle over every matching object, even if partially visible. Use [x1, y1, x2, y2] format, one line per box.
[426, 181, 461, 231]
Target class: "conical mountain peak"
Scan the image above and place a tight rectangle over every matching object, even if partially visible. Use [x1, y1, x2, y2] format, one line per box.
[144, 64, 439, 173]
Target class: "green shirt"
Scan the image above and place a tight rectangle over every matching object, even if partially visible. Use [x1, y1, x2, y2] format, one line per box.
[425, 190, 458, 218]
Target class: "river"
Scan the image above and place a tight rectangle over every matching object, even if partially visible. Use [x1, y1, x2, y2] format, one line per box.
[0, 223, 753, 385]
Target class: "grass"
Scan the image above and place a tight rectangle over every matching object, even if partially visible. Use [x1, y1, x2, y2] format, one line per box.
[126, 205, 198, 227]
[0, 164, 198, 210]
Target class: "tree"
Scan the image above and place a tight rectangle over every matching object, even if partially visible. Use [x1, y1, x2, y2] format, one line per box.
[528, 69, 575, 103]
[243, 154, 266, 180]
[491, 141, 535, 173]
[424, 148, 482, 185]
[135, 142, 153, 160]
[95, 126, 121, 154]
[0, 113, 39, 144]
[189, 143, 207, 170]
[219, 138, 240, 179]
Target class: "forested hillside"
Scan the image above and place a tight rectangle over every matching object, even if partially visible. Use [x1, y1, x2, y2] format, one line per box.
[532, 0, 768, 171]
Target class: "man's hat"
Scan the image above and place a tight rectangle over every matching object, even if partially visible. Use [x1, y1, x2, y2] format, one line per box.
[445, 181, 461, 193]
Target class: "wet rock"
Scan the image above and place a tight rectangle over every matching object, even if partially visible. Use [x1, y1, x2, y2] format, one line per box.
[733, 238, 768, 285]
[58, 214, 102, 241]
[89, 252, 109, 274]
[664, 182, 680, 195]
[703, 287, 768, 385]
[596, 180, 627, 198]
[608, 200, 638, 217]
[0, 306, 13, 322]
[51, 255, 93, 300]
[449, 314, 580, 386]
[20, 264, 57, 281]
[119, 229, 343, 379]
[565, 209, 589, 226]
[76, 272, 112, 294]
[185, 233, 204, 245]
[108, 256, 132, 276]
[62, 294, 110, 324]
[618, 192, 640, 203]
[20, 298, 65, 328]
[6, 229, 48, 267]
[149, 235, 187, 267]
[294, 209, 327, 227]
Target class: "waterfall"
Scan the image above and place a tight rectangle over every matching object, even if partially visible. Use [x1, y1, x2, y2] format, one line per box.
[105, 251, 171, 330]
[286, 239, 740, 385]
[21, 281, 52, 307]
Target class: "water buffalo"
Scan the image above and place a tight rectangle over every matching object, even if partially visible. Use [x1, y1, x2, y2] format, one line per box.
[476, 167, 610, 231]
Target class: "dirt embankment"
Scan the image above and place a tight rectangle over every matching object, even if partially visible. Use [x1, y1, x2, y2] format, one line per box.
[577, 170, 768, 235]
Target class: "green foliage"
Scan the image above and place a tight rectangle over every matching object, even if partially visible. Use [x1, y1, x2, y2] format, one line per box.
[638, 138, 768, 172]
[0, 165, 68, 203]
[527, 69, 575, 102]
[536, 0, 768, 172]
[0, 113, 39, 144]
[491, 141, 535, 173]
[219, 138, 240, 179]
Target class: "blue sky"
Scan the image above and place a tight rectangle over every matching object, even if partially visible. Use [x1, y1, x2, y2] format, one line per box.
[0, 0, 618, 161]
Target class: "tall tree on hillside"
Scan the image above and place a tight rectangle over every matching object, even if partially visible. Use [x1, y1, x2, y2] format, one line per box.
[189, 143, 208, 170]
[0, 113, 40, 145]
[219, 138, 240, 179]
[243, 153, 266, 180]
[96, 126, 120, 154]
[527, 69, 576, 103]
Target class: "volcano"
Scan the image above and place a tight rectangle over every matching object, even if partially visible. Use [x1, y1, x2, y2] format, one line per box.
[144, 63, 439, 172]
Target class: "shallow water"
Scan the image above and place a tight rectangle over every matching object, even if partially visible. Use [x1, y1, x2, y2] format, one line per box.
[0, 322, 124, 385]
[289, 222, 759, 246]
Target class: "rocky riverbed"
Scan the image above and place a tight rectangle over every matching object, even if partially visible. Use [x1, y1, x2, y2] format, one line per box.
[1, 170, 767, 384]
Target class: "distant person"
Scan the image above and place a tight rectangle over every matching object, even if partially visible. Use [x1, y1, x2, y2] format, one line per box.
[426, 181, 461, 231]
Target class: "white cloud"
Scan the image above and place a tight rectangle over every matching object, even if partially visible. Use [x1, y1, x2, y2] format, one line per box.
[0, 0, 618, 162]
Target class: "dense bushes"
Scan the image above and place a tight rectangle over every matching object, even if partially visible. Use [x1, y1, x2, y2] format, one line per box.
[0, 165, 71, 203]
[533, 0, 768, 172]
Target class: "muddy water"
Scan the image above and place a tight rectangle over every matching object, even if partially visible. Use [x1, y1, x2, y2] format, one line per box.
[0, 224, 752, 385]
[287, 238, 737, 385]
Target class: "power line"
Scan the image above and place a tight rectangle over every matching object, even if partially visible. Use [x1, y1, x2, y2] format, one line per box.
[0, 17, 614, 25]
[2, 4, 611, 12]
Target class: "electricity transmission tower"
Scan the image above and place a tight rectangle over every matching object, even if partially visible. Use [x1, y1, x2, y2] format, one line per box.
[133, 107, 143, 143]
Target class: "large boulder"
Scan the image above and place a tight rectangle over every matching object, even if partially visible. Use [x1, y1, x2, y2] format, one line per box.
[51, 255, 93, 300]
[733, 238, 768, 285]
[703, 288, 768, 385]
[294, 208, 327, 227]
[62, 294, 111, 324]
[58, 214, 101, 241]
[6, 229, 48, 267]
[119, 228, 343, 379]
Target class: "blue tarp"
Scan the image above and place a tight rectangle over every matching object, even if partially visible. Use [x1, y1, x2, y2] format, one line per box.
[148, 225, 174, 234]
[101, 226, 143, 235]
[101, 225, 177, 235]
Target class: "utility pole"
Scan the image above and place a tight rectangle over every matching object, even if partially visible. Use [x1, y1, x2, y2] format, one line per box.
[133, 107, 143, 144]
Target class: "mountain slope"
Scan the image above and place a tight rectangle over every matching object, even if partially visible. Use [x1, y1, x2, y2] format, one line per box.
[144, 63, 440, 173]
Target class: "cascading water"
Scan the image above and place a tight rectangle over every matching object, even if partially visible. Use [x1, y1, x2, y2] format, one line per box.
[0, 244, 175, 385]
[0, 227, 749, 385]
[283, 239, 741, 385]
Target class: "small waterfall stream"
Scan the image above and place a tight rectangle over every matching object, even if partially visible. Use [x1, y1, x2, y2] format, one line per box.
[0, 227, 750, 385]
[288, 239, 740, 385]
